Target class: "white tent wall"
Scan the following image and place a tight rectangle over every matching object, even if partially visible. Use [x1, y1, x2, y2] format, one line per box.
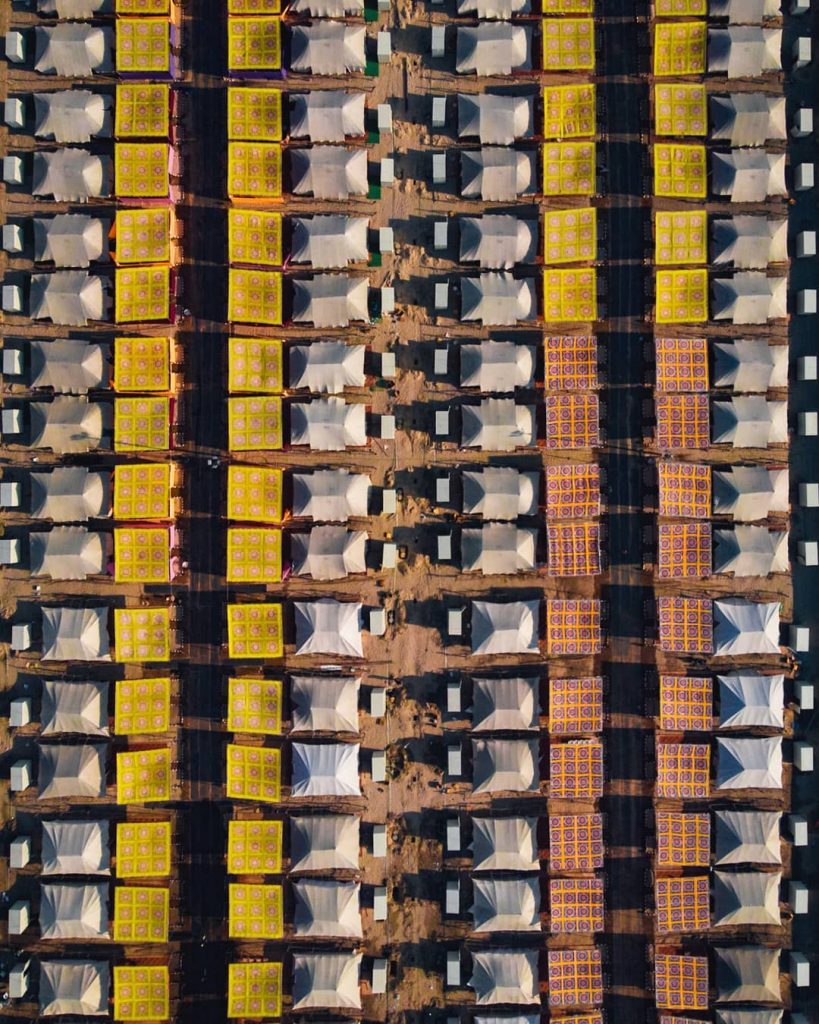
[291, 469, 371, 521]
[39, 960, 109, 1016]
[293, 599, 363, 656]
[462, 467, 538, 518]
[41, 819, 110, 875]
[712, 870, 782, 926]
[471, 677, 539, 730]
[457, 95, 534, 145]
[290, 675, 360, 732]
[715, 946, 782, 1002]
[471, 875, 541, 932]
[293, 878, 363, 937]
[470, 600, 539, 655]
[717, 736, 783, 789]
[472, 817, 539, 871]
[715, 810, 782, 865]
[29, 467, 111, 521]
[291, 742, 361, 797]
[289, 92, 366, 143]
[40, 679, 109, 734]
[292, 952, 362, 1009]
[291, 526, 367, 580]
[717, 673, 785, 728]
[472, 738, 538, 793]
[38, 742, 106, 798]
[39, 881, 109, 939]
[290, 814, 360, 871]
[469, 949, 539, 1004]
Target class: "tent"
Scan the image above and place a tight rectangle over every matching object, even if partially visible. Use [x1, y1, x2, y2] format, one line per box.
[34, 25, 112, 75]
[41, 820, 110, 875]
[458, 0, 530, 15]
[291, 742, 361, 797]
[710, 95, 786, 146]
[292, 953, 361, 1010]
[713, 599, 780, 655]
[294, 599, 363, 657]
[290, 814, 360, 871]
[292, 276, 368, 328]
[469, 950, 539, 1004]
[717, 1013, 783, 1024]
[715, 947, 782, 1003]
[292, 527, 367, 580]
[708, 27, 781, 76]
[29, 339, 108, 392]
[472, 738, 538, 793]
[42, 606, 110, 660]
[472, 677, 539, 730]
[293, 879, 362, 937]
[38, 743, 106, 798]
[290, 23, 365, 74]
[289, 147, 368, 199]
[462, 467, 538, 519]
[33, 215, 107, 267]
[290, 0, 362, 13]
[290, 675, 360, 732]
[40, 961, 109, 1017]
[714, 527, 788, 577]
[30, 272, 107, 327]
[38, 0, 110, 14]
[460, 217, 537, 270]
[456, 24, 532, 75]
[288, 341, 365, 391]
[460, 341, 535, 392]
[718, 673, 784, 728]
[712, 340, 788, 391]
[32, 149, 109, 203]
[458, 95, 534, 145]
[461, 274, 537, 325]
[41, 679, 109, 734]
[290, 398, 367, 451]
[715, 810, 782, 865]
[711, 151, 786, 202]
[711, 217, 787, 269]
[292, 469, 370, 521]
[40, 882, 109, 939]
[31, 527, 108, 581]
[33, 91, 110, 145]
[462, 524, 537, 574]
[717, 736, 782, 789]
[462, 399, 535, 451]
[713, 870, 781, 926]
[712, 467, 788, 520]
[27, 398, 108, 453]
[471, 876, 541, 932]
[711, 397, 787, 447]
[471, 600, 539, 655]
[291, 217, 368, 270]
[709, 0, 780, 20]
[472, 817, 538, 871]
[712, 274, 787, 324]
[29, 467, 109, 521]
[289, 91, 365, 142]
[461, 149, 536, 201]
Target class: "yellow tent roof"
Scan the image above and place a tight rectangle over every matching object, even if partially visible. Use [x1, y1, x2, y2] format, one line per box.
[542, 142, 596, 196]
[115, 677, 171, 734]
[117, 0, 170, 12]
[115, 527, 171, 583]
[115, 396, 170, 452]
[227, 603, 283, 659]
[655, 211, 708, 266]
[543, 84, 595, 140]
[228, 269, 282, 325]
[229, 883, 283, 939]
[228, 396, 283, 451]
[543, 268, 597, 322]
[541, 18, 595, 71]
[115, 266, 171, 324]
[228, 87, 283, 141]
[113, 965, 169, 1023]
[115, 143, 169, 199]
[227, 528, 282, 583]
[543, 207, 596, 265]
[115, 83, 169, 139]
[654, 21, 707, 76]
[655, 269, 708, 323]
[115, 607, 172, 663]
[228, 142, 282, 199]
[230, 0, 280, 10]
[227, 819, 283, 874]
[113, 463, 172, 520]
[116, 19, 170, 74]
[115, 208, 170, 266]
[543, 0, 592, 8]
[113, 886, 169, 943]
[226, 744, 281, 802]
[114, 336, 172, 392]
[229, 209, 283, 267]
[228, 337, 283, 393]
[228, 677, 283, 734]
[227, 962, 282, 1019]
[117, 747, 172, 803]
[653, 143, 707, 198]
[226, 466, 284, 522]
[654, 83, 707, 137]
[116, 821, 172, 877]
[228, 16, 282, 71]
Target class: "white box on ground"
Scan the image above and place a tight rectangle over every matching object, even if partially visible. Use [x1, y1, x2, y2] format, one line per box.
[434, 346, 448, 374]
[8, 902, 29, 935]
[788, 814, 808, 845]
[798, 411, 818, 435]
[446, 817, 460, 852]
[0, 482, 21, 507]
[790, 624, 810, 651]
[9, 697, 31, 728]
[380, 285, 395, 313]
[434, 282, 448, 310]
[381, 351, 396, 378]
[794, 36, 812, 66]
[796, 681, 815, 710]
[372, 958, 387, 993]
[446, 950, 460, 987]
[370, 688, 386, 717]
[4, 98, 23, 128]
[380, 158, 394, 186]
[432, 96, 446, 127]
[382, 488, 396, 514]
[10, 760, 31, 791]
[446, 679, 461, 713]
[437, 533, 452, 561]
[798, 541, 818, 565]
[793, 107, 814, 136]
[789, 880, 809, 914]
[2, 224, 22, 254]
[3, 347, 22, 373]
[795, 163, 815, 189]
[5, 32, 25, 62]
[2, 285, 22, 313]
[445, 879, 459, 915]
[794, 742, 814, 771]
[373, 885, 388, 920]
[447, 607, 464, 636]
[447, 743, 461, 778]
[2, 407, 22, 434]
[380, 414, 396, 440]
[798, 355, 817, 379]
[11, 623, 31, 651]
[797, 289, 817, 314]
[381, 542, 396, 570]
[377, 104, 392, 133]
[9, 961, 29, 1000]
[379, 227, 394, 253]
[371, 749, 386, 782]
[431, 25, 445, 56]
[0, 538, 20, 564]
[377, 31, 391, 62]
[797, 231, 817, 258]
[369, 607, 387, 636]
[372, 823, 386, 857]
[3, 155, 23, 185]
[432, 153, 446, 184]
[436, 475, 450, 504]
[435, 410, 449, 437]
[10, 836, 31, 868]
[791, 0, 810, 11]
[790, 952, 810, 987]
[434, 220, 448, 251]
[799, 482, 819, 506]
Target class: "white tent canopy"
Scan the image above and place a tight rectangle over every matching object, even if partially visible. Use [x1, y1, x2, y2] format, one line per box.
[710, 95, 786, 146]
[713, 340, 788, 391]
[290, 814, 360, 871]
[292, 953, 362, 1010]
[460, 216, 537, 270]
[717, 736, 783, 790]
[472, 738, 538, 794]
[40, 961, 109, 1017]
[289, 92, 365, 143]
[289, 147, 368, 200]
[714, 599, 780, 655]
[40, 882, 109, 939]
[712, 274, 787, 324]
[714, 527, 788, 577]
[715, 810, 782, 865]
[30, 271, 107, 327]
[461, 149, 536, 201]
[458, 95, 534, 145]
[717, 1012, 783, 1024]
[34, 25, 112, 75]
[462, 467, 538, 519]
[42, 606, 110, 661]
[294, 599, 363, 656]
[33, 149, 109, 203]
[291, 217, 368, 270]
[33, 91, 110, 145]
[711, 151, 786, 202]
[712, 397, 787, 447]
[461, 274, 537, 325]
[708, 27, 781, 76]
[38, 0, 111, 14]
[291, 469, 370, 521]
[469, 950, 539, 1005]
[290, 675, 360, 732]
[38, 743, 106, 798]
[710, 0, 780, 20]
[457, 0, 530, 16]
[41, 679, 109, 735]
[290, 23, 366, 74]
[291, 742, 361, 797]
[462, 399, 535, 451]
[462, 524, 536, 575]
[460, 341, 535, 392]
[472, 817, 538, 871]
[712, 466, 788, 520]
[33, 214, 107, 266]
[293, 879, 363, 937]
[711, 217, 787, 269]
[31, 527, 108, 581]
[290, 0, 363, 14]
[471, 876, 541, 932]
[290, 398, 367, 450]
[288, 341, 365, 392]
[715, 947, 782, 1003]
[472, 677, 539, 731]
[29, 467, 110, 521]
[471, 600, 539, 655]
[29, 339, 108, 393]
[292, 276, 369, 329]
[28, 398, 108, 453]
[713, 870, 781, 926]
[456, 24, 532, 75]
[718, 673, 784, 728]
[41, 820, 110, 875]
[292, 526, 367, 581]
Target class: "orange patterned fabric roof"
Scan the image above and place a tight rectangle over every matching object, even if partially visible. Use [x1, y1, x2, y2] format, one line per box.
[657, 522, 712, 579]
[655, 393, 709, 451]
[548, 949, 603, 1009]
[658, 462, 711, 519]
[659, 675, 712, 732]
[544, 335, 598, 390]
[549, 877, 605, 934]
[655, 337, 708, 392]
[657, 596, 713, 653]
[656, 743, 710, 798]
[655, 876, 710, 933]
[549, 814, 604, 871]
[656, 812, 710, 867]
[545, 464, 601, 519]
[550, 740, 604, 799]
[550, 676, 603, 735]
[654, 954, 709, 1011]
[545, 394, 600, 449]
[548, 522, 601, 576]
[547, 600, 602, 655]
